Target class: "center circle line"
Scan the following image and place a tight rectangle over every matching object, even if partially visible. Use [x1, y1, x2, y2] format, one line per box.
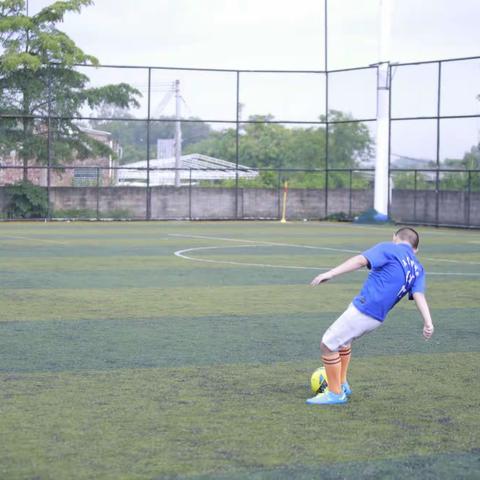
[173, 244, 480, 276]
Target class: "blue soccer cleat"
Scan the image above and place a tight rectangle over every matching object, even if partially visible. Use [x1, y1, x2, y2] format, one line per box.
[342, 381, 352, 396]
[306, 390, 348, 405]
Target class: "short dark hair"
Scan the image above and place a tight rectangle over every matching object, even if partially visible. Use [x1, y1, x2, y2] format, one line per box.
[395, 227, 420, 249]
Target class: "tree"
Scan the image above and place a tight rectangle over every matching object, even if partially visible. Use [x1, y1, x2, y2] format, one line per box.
[326, 110, 373, 168]
[0, 0, 141, 180]
[183, 127, 237, 163]
[91, 112, 212, 164]
[183, 111, 373, 187]
[441, 146, 480, 191]
[391, 171, 433, 190]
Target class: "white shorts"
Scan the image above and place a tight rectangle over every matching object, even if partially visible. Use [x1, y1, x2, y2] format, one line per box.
[321, 303, 382, 351]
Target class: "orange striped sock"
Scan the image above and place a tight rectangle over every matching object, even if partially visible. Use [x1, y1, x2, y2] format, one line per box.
[339, 345, 352, 384]
[322, 353, 342, 394]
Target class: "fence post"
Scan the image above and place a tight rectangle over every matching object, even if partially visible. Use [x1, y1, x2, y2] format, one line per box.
[146, 67, 152, 220]
[277, 169, 282, 219]
[235, 71, 240, 220]
[46, 66, 53, 220]
[349, 169, 353, 219]
[189, 168, 192, 220]
[325, 169, 329, 218]
[467, 170, 471, 227]
[435, 170, 440, 227]
[413, 170, 417, 223]
[434, 61, 442, 228]
[387, 64, 393, 220]
[96, 167, 100, 220]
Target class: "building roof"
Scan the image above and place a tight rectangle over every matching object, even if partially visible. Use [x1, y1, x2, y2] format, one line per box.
[118, 153, 258, 186]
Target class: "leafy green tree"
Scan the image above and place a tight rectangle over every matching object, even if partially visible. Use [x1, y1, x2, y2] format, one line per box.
[238, 115, 291, 168]
[326, 110, 373, 168]
[0, 0, 141, 179]
[440, 88, 480, 191]
[91, 111, 212, 164]
[459, 146, 480, 191]
[281, 126, 325, 169]
[441, 146, 480, 191]
[460, 145, 480, 170]
[184, 127, 237, 162]
[5, 180, 48, 218]
[184, 111, 373, 187]
[391, 171, 433, 190]
[186, 111, 372, 169]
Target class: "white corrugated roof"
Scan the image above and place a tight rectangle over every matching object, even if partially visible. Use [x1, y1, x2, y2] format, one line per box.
[118, 153, 258, 185]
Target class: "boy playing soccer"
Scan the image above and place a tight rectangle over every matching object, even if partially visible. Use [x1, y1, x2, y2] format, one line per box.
[307, 227, 434, 405]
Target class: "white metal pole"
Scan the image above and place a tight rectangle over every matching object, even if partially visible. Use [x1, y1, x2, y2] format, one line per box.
[374, 0, 393, 217]
[174, 80, 182, 187]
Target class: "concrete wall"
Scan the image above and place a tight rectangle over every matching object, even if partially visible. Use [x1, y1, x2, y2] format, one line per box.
[1, 185, 479, 226]
[48, 187, 147, 219]
[391, 189, 480, 226]
[326, 188, 374, 218]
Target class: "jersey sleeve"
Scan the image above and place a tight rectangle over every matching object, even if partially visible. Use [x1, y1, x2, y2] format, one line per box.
[409, 269, 426, 299]
[361, 242, 390, 270]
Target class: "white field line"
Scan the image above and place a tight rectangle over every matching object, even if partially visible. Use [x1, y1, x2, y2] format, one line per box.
[173, 241, 480, 277]
[337, 222, 480, 238]
[423, 256, 480, 265]
[2, 235, 68, 245]
[409, 272, 480, 276]
[169, 233, 359, 254]
[174, 245, 329, 271]
[170, 233, 480, 265]
[302, 221, 480, 238]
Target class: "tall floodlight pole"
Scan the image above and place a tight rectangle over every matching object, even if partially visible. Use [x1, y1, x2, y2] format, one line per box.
[374, 0, 393, 217]
[174, 79, 182, 187]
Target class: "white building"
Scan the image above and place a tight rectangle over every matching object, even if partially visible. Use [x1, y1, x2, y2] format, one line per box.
[117, 153, 258, 186]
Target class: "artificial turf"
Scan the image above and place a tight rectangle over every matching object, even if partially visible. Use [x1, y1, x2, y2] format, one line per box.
[0, 221, 479, 479]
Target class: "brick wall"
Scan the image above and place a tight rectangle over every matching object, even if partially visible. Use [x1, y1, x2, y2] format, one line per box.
[0, 186, 478, 227]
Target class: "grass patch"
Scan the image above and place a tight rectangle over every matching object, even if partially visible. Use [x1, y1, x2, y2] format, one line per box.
[0, 308, 479, 372]
[0, 221, 478, 478]
[1, 353, 479, 479]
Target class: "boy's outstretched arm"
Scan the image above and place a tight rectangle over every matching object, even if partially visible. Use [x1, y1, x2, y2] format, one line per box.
[413, 292, 434, 339]
[311, 254, 368, 286]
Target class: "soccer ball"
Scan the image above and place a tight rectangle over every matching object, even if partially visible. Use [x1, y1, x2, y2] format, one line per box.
[310, 367, 328, 394]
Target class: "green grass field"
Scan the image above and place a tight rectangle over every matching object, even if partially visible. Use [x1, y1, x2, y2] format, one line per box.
[0, 221, 479, 479]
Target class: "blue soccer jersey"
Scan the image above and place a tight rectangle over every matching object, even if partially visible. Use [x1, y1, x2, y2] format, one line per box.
[352, 242, 425, 322]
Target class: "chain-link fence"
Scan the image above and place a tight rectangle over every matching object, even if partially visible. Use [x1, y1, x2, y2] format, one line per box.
[389, 56, 480, 227]
[1, 56, 479, 226]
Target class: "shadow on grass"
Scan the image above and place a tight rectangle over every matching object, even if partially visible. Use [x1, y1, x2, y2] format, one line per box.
[181, 451, 480, 480]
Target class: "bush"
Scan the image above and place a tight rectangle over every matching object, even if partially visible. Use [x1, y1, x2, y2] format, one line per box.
[103, 209, 131, 219]
[5, 181, 49, 219]
[325, 212, 351, 222]
[52, 208, 132, 219]
[53, 208, 98, 219]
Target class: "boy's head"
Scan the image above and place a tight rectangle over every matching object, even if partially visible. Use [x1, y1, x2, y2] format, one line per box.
[394, 227, 420, 251]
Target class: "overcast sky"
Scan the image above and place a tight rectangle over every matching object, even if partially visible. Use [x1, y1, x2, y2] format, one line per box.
[27, 0, 480, 70]
[28, 0, 480, 161]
